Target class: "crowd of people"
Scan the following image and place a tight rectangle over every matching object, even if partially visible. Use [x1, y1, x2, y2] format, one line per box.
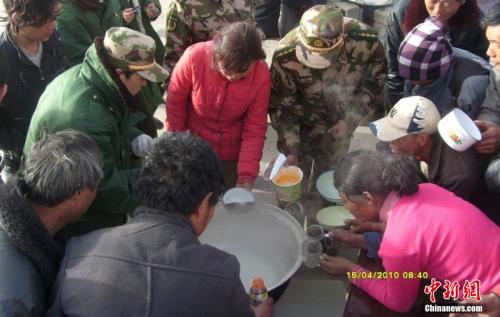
[0, 0, 499, 316]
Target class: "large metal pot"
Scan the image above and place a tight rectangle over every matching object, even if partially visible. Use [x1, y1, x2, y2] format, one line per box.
[199, 202, 304, 299]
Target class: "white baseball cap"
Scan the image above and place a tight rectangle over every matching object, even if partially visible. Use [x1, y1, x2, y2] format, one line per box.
[369, 96, 441, 142]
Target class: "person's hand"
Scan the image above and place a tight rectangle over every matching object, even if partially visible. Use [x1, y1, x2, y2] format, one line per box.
[251, 298, 274, 317]
[320, 254, 356, 276]
[345, 219, 386, 234]
[449, 292, 500, 317]
[122, 8, 136, 24]
[0, 83, 7, 102]
[285, 154, 298, 166]
[131, 134, 153, 158]
[144, 3, 160, 20]
[237, 182, 253, 191]
[327, 119, 348, 140]
[330, 229, 359, 246]
[330, 229, 368, 249]
[474, 121, 500, 154]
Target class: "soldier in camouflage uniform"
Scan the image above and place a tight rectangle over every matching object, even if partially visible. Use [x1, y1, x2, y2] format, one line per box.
[164, 0, 259, 76]
[23, 27, 168, 236]
[269, 5, 386, 176]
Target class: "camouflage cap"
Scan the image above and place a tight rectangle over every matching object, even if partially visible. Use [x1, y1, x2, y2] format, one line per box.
[296, 5, 345, 69]
[103, 27, 168, 83]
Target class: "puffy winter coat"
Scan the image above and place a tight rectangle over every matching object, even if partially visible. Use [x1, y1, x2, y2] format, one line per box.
[23, 39, 143, 236]
[166, 41, 271, 185]
[57, 0, 164, 138]
[56, 0, 124, 66]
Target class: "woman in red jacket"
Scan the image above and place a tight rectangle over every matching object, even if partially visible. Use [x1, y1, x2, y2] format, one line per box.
[166, 22, 271, 190]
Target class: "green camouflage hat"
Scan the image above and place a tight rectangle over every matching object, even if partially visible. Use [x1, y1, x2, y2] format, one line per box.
[103, 27, 168, 83]
[296, 5, 344, 69]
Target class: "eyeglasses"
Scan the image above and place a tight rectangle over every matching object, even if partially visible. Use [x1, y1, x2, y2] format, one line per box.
[425, 0, 463, 8]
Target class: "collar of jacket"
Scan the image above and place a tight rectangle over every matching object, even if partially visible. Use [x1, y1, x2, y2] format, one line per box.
[0, 25, 58, 68]
[0, 178, 63, 290]
[132, 206, 197, 236]
[80, 37, 140, 115]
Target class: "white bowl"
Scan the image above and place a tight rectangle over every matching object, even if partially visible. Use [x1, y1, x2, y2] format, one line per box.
[438, 108, 482, 152]
[222, 187, 254, 205]
[315, 171, 342, 204]
[315, 206, 354, 231]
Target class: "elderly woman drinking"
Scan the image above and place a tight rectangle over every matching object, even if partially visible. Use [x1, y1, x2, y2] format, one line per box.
[320, 150, 500, 313]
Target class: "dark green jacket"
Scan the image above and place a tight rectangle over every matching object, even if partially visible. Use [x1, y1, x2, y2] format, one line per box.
[57, 0, 163, 137]
[56, 0, 125, 66]
[125, 0, 164, 64]
[125, 0, 165, 137]
[23, 41, 143, 236]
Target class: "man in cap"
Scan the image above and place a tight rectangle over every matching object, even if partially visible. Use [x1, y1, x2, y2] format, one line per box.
[370, 96, 499, 223]
[398, 17, 490, 118]
[164, 0, 261, 76]
[269, 4, 386, 175]
[23, 27, 169, 237]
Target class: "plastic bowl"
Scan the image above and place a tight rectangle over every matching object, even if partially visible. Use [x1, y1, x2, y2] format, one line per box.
[315, 206, 354, 231]
[315, 171, 342, 204]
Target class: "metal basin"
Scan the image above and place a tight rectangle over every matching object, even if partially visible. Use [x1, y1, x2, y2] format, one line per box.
[199, 202, 304, 298]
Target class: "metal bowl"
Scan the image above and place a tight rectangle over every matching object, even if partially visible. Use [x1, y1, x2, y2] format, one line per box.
[199, 202, 304, 299]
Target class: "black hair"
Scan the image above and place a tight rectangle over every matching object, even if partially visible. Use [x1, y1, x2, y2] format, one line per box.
[483, 2, 500, 27]
[334, 150, 419, 199]
[136, 132, 225, 215]
[213, 21, 266, 73]
[0, 46, 8, 85]
[2, 0, 60, 33]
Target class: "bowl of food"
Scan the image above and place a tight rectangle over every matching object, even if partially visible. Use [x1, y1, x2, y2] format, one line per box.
[199, 202, 304, 300]
[315, 170, 342, 204]
[315, 205, 354, 231]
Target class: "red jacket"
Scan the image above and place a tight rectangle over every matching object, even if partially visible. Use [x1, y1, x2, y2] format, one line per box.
[165, 41, 271, 185]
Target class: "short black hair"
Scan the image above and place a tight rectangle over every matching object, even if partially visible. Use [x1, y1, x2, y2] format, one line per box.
[484, 3, 500, 27]
[3, 0, 60, 33]
[136, 132, 225, 215]
[213, 22, 266, 73]
[0, 46, 8, 85]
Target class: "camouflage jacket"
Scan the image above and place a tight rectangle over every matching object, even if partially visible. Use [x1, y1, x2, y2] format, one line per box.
[164, 0, 256, 75]
[269, 18, 387, 155]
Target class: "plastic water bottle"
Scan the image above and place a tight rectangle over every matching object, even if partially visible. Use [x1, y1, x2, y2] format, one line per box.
[248, 277, 268, 306]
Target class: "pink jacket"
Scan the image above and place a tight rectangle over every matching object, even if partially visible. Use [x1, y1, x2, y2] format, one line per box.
[352, 184, 500, 312]
[165, 41, 271, 184]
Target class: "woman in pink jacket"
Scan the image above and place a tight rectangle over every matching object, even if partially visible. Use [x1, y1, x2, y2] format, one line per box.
[165, 22, 271, 189]
[320, 150, 500, 313]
